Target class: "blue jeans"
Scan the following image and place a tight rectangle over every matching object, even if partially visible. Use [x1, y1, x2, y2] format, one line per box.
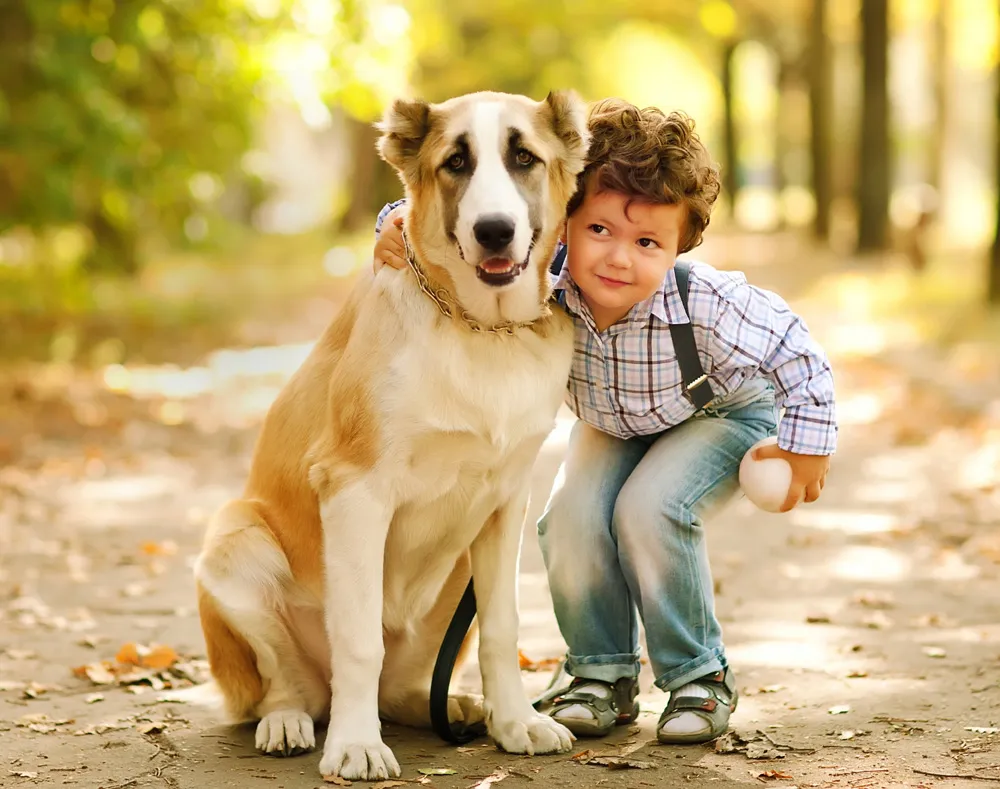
[537, 379, 779, 693]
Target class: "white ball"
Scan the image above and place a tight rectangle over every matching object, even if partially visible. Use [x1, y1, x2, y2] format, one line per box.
[739, 436, 793, 513]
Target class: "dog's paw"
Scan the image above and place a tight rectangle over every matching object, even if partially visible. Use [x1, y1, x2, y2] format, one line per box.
[448, 693, 486, 727]
[319, 739, 400, 781]
[255, 710, 315, 756]
[490, 711, 575, 755]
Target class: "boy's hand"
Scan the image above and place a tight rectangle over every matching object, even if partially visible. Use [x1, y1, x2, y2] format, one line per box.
[752, 443, 830, 512]
[373, 205, 409, 273]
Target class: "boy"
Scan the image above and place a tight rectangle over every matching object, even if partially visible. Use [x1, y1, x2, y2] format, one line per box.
[372, 99, 836, 744]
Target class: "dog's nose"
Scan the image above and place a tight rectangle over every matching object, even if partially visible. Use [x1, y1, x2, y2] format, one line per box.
[473, 214, 515, 252]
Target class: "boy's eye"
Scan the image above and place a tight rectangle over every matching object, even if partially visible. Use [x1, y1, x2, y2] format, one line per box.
[638, 238, 659, 248]
[588, 224, 608, 235]
[514, 149, 536, 167]
[445, 153, 466, 172]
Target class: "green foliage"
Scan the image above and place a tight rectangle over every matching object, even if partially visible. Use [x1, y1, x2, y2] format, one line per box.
[0, 0, 274, 271]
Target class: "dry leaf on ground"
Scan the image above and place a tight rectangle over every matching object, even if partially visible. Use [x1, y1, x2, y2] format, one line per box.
[517, 650, 561, 672]
[828, 705, 851, 715]
[323, 777, 352, 786]
[756, 771, 794, 781]
[467, 767, 510, 788]
[418, 768, 457, 776]
[371, 782, 406, 789]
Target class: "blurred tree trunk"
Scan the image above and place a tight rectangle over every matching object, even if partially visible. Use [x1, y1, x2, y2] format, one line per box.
[773, 59, 789, 230]
[857, 0, 891, 253]
[928, 0, 949, 194]
[991, 28, 1000, 305]
[721, 40, 739, 218]
[341, 116, 380, 234]
[808, 0, 832, 241]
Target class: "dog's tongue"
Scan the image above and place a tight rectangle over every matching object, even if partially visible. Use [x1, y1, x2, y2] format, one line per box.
[480, 257, 514, 273]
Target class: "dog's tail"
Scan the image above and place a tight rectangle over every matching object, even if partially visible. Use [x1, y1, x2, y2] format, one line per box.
[197, 583, 265, 722]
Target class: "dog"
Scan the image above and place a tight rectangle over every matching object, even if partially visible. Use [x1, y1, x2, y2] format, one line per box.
[193, 90, 589, 781]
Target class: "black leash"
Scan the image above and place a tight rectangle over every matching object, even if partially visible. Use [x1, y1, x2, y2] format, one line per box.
[428, 257, 712, 743]
[429, 579, 483, 743]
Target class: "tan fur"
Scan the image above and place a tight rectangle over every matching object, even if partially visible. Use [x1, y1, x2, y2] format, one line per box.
[195, 90, 589, 780]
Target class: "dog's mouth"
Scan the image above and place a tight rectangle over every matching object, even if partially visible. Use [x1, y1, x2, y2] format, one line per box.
[475, 252, 531, 287]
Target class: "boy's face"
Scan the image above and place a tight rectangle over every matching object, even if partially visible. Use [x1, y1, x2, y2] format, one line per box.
[564, 182, 686, 331]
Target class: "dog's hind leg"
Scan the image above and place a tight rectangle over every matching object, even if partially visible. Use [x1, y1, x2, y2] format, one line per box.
[378, 553, 485, 730]
[195, 500, 328, 756]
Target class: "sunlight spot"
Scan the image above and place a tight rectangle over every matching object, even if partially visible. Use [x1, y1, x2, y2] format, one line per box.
[827, 546, 910, 582]
[323, 246, 358, 277]
[853, 481, 926, 505]
[728, 637, 836, 669]
[790, 508, 904, 534]
[837, 392, 886, 426]
[930, 550, 980, 581]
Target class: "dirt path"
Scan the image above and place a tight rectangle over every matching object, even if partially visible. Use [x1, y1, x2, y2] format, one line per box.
[2, 239, 999, 789]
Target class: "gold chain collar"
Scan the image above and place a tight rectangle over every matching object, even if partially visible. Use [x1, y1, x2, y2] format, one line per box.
[401, 229, 550, 336]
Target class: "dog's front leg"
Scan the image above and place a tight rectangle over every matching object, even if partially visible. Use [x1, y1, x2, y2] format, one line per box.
[471, 488, 575, 756]
[315, 475, 400, 781]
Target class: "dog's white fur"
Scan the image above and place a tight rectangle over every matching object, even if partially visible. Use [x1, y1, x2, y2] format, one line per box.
[193, 90, 589, 781]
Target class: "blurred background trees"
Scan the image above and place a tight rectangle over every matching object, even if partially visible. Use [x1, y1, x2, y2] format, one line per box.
[1, 0, 999, 306]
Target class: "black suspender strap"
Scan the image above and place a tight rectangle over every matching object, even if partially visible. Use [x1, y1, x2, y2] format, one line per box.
[549, 244, 568, 277]
[669, 261, 715, 411]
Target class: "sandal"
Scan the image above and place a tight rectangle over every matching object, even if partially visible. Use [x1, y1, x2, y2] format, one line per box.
[656, 667, 738, 745]
[534, 662, 639, 738]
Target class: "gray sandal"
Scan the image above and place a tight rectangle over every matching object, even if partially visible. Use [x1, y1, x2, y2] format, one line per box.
[656, 667, 738, 745]
[534, 663, 639, 738]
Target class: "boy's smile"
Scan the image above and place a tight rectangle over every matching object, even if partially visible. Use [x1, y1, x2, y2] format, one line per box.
[564, 183, 687, 331]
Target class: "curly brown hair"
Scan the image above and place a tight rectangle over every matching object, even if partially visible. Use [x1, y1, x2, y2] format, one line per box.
[566, 98, 721, 254]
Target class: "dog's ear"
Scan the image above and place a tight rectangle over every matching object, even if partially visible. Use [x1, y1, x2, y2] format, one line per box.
[377, 98, 433, 180]
[543, 90, 589, 177]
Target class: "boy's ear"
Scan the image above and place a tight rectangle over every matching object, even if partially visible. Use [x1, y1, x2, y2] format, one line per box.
[558, 219, 568, 246]
[376, 98, 433, 184]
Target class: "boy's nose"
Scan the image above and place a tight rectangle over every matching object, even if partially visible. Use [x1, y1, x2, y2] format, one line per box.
[607, 245, 631, 268]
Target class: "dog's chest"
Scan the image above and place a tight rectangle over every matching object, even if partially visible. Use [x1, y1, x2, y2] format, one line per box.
[392, 329, 570, 456]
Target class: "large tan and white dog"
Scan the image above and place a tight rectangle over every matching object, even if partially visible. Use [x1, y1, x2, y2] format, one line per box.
[193, 90, 589, 781]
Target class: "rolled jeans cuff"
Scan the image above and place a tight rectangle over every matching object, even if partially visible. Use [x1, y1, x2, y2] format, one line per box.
[566, 652, 641, 684]
[653, 646, 727, 692]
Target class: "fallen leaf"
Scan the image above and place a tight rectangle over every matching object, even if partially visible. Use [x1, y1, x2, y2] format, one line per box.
[965, 726, 1000, 734]
[417, 778, 432, 786]
[516, 650, 561, 672]
[746, 741, 785, 760]
[589, 757, 654, 770]
[828, 705, 851, 715]
[571, 749, 597, 762]
[468, 767, 511, 787]
[418, 768, 457, 776]
[138, 721, 166, 734]
[116, 642, 141, 665]
[141, 644, 179, 669]
[862, 611, 893, 629]
[852, 591, 894, 609]
[323, 777, 352, 786]
[10, 772, 38, 779]
[73, 662, 116, 685]
[805, 613, 831, 624]
[757, 770, 793, 781]
[846, 669, 869, 678]
[921, 646, 947, 659]
[371, 782, 406, 789]
[85, 693, 105, 704]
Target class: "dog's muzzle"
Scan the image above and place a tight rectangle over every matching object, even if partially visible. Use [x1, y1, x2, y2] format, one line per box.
[467, 213, 530, 287]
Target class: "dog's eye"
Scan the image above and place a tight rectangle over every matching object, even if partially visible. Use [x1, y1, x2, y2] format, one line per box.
[515, 149, 535, 167]
[445, 153, 465, 172]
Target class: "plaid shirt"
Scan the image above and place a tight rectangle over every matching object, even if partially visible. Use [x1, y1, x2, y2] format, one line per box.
[375, 202, 837, 456]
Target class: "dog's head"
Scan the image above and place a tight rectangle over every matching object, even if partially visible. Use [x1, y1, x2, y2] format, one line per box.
[377, 90, 588, 325]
